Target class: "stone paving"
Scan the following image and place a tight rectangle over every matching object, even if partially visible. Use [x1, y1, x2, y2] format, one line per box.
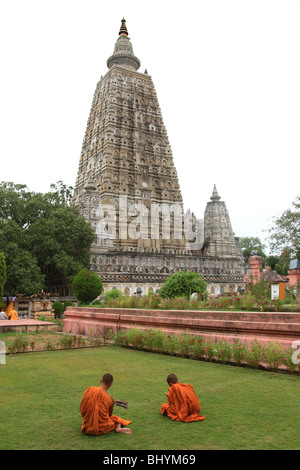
[0, 319, 59, 334]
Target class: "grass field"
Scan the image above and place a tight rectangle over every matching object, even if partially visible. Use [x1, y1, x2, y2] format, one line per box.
[0, 345, 299, 450]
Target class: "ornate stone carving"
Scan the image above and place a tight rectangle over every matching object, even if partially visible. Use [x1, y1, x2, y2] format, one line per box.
[72, 20, 245, 295]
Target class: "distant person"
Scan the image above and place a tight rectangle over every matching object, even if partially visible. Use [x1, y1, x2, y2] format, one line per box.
[7, 308, 18, 320]
[0, 310, 9, 320]
[80, 373, 132, 435]
[161, 373, 205, 422]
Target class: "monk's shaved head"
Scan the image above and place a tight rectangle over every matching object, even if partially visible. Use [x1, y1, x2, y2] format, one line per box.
[102, 373, 113, 385]
[167, 374, 178, 385]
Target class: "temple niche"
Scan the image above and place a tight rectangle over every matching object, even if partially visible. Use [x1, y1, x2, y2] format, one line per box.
[72, 19, 245, 295]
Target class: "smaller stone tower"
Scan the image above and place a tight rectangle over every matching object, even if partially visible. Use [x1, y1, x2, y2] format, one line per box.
[204, 185, 243, 263]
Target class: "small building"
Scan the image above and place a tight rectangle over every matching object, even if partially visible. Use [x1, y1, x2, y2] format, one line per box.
[260, 267, 288, 301]
[288, 259, 300, 287]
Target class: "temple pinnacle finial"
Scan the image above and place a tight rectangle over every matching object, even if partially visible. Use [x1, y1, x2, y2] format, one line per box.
[107, 18, 140, 71]
[210, 184, 221, 202]
[119, 18, 128, 36]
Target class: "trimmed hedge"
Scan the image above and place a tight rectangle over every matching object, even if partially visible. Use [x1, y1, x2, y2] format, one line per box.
[113, 327, 300, 375]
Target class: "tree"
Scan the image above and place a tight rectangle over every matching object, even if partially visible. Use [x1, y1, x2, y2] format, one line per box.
[0, 181, 95, 295]
[268, 196, 300, 259]
[240, 237, 267, 264]
[265, 255, 280, 270]
[72, 269, 103, 303]
[275, 263, 282, 275]
[0, 252, 7, 306]
[159, 271, 207, 300]
[0, 219, 45, 295]
[282, 265, 288, 276]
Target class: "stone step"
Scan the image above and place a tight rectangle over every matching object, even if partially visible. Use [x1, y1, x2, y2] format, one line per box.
[69, 307, 300, 323]
[0, 319, 59, 334]
[64, 307, 300, 348]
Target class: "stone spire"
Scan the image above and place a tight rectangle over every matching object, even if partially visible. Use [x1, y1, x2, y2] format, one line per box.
[72, 20, 245, 294]
[210, 184, 221, 202]
[119, 18, 128, 36]
[204, 186, 241, 259]
[107, 18, 141, 71]
[73, 18, 185, 252]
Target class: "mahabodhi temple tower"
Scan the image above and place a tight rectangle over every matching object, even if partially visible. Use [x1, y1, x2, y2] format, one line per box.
[72, 19, 245, 296]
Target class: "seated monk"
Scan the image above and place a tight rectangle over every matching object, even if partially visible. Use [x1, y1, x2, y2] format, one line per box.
[80, 373, 132, 435]
[161, 373, 205, 422]
[7, 309, 18, 320]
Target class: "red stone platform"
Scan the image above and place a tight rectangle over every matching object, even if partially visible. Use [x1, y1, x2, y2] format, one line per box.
[0, 319, 60, 334]
[63, 307, 300, 348]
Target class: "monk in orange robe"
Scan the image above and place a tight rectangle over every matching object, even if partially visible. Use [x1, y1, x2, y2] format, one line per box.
[7, 309, 18, 320]
[80, 373, 132, 435]
[161, 373, 205, 422]
[5, 302, 18, 320]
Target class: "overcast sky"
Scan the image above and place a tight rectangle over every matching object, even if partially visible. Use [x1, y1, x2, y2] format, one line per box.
[1, 0, 299, 253]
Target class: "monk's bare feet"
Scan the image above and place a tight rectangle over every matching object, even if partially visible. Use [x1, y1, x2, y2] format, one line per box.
[115, 424, 132, 434]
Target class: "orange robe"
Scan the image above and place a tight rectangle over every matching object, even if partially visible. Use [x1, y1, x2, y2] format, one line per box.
[7, 309, 18, 320]
[161, 383, 205, 422]
[80, 386, 132, 435]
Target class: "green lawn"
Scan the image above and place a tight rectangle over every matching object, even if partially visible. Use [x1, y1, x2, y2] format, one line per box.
[0, 345, 299, 450]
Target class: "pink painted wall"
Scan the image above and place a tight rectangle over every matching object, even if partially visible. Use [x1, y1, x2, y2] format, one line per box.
[288, 269, 300, 287]
[63, 307, 300, 348]
[248, 255, 263, 283]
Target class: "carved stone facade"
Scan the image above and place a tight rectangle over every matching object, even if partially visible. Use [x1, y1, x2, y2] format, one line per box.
[72, 19, 245, 296]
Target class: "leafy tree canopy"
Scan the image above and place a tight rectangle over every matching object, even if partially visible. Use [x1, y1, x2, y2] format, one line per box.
[159, 271, 208, 300]
[265, 255, 280, 270]
[268, 196, 300, 260]
[240, 237, 267, 264]
[0, 252, 7, 305]
[0, 181, 95, 296]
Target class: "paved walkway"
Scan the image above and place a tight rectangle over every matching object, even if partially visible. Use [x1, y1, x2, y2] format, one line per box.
[0, 319, 59, 333]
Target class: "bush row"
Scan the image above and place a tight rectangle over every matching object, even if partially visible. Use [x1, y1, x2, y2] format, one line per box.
[105, 292, 300, 312]
[6, 332, 103, 354]
[113, 327, 300, 375]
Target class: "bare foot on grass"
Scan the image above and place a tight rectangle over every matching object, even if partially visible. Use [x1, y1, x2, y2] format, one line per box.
[115, 425, 132, 434]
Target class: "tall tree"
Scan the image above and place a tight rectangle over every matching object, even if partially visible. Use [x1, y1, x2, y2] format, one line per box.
[0, 181, 95, 295]
[0, 252, 7, 304]
[268, 197, 300, 259]
[159, 271, 207, 300]
[240, 237, 267, 264]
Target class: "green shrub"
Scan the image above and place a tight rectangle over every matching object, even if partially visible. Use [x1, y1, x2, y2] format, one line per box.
[240, 293, 257, 311]
[162, 333, 179, 355]
[204, 339, 215, 361]
[231, 340, 246, 365]
[264, 341, 285, 371]
[59, 333, 73, 349]
[282, 348, 298, 374]
[244, 339, 264, 368]
[147, 293, 162, 309]
[250, 279, 270, 300]
[214, 339, 232, 363]
[52, 300, 65, 319]
[72, 269, 103, 303]
[143, 328, 165, 353]
[159, 271, 207, 300]
[188, 336, 206, 360]
[103, 289, 122, 303]
[112, 327, 295, 374]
